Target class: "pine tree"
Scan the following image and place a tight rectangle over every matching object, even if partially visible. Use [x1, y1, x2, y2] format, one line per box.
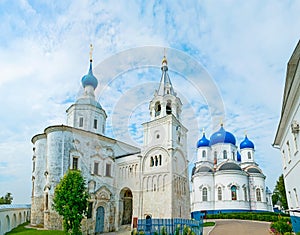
[272, 174, 288, 210]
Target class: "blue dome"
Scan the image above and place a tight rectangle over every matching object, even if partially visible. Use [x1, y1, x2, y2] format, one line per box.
[197, 133, 210, 148]
[81, 61, 98, 89]
[210, 125, 236, 145]
[240, 135, 255, 149]
[237, 151, 241, 162]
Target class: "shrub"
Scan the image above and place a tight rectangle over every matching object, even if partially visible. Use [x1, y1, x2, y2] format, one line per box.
[175, 224, 180, 235]
[161, 226, 167, 235]
[270, 220, 293, 235]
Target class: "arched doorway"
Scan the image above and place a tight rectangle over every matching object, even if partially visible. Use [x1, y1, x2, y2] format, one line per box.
[95, 206, 105, 233]
[120, 188, 133, 225]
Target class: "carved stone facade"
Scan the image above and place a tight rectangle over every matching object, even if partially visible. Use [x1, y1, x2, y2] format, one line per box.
[30, 55, 190, 233]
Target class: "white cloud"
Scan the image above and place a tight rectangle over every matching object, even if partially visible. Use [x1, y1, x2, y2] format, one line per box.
[0, 0, 298, 202]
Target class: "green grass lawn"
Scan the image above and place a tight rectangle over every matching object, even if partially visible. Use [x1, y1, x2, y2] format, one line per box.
[6, 222, 65, 234]
[203, 222, 215, 227]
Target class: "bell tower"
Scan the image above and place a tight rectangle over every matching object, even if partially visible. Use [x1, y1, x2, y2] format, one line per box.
[140, 55, 190, 219]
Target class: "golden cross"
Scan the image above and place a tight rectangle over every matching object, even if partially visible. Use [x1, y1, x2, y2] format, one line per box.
[89, 44, 93, 61]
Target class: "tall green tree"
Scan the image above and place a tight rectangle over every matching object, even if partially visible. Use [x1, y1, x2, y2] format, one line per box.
[53, 170, 89, 235]
[0, 192, 13, 204]
[272, 174, 288, 210]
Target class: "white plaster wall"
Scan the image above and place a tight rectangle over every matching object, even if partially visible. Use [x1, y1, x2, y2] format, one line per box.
[214, 171, 250, 210]
[240, 148, 255, 163]
[0, 206, 30, 235]
[191, 173, 214, 212]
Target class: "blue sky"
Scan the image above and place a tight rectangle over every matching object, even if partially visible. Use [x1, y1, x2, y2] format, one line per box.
[0, 0, 300, 203]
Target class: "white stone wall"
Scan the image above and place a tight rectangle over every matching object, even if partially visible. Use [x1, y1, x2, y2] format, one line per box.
[240, 148, 255, 164]
[210, 143, 237, 163]
[0, 205, 30, 235]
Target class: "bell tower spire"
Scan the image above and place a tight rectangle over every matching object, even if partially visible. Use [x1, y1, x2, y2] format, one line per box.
[149, 53, 182, 121]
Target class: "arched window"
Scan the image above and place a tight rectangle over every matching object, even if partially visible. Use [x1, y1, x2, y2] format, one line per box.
[214, 151, 217, 159]
[223, 150, 227, 159]
[202, 150, 206, 158]
[248, 152, 251, 159]
[159, 155, 162, 165]
[155, 102, 161, 117]
[244, 187, 248, 201]
[218, 187, 222, 200]
[166, 101, 172, 115]
[155, 156, 158, 166]
[256, 188, 261, 202]
[231, 185, 237, 200]
[150, 157, 154, 167]
[202, 187, 208, 201]
[45, 193, 49, 210]
[232, 152, 235, 160]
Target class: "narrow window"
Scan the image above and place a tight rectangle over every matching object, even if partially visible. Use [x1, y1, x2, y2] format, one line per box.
[155, 156, 158, 166]
[94, 162, 99, 175]
[79, 117, 83, 127]
[159, 155, 162, 165]
[214, 151, 217, 159]
[248, 152, 251, 160]
[150, 157, 154, 167]
[282, 150, 286, 168]
[231, 185, 237, 200]
[105, 163, 111, 177]
[294, 135, 298, 153]
[32, 180, 35, 197]
[93, 119, 97, 129]
[202, 187, 208, 201]
[202, 150, 206, 158]
[32, 160, 35, 172]
[223, 150, 227, 159]
[72, 157, 78, 170]
[87, 202, 93, 219]
[287, 141, 291, 161]
[218, 187, 222, 200]
[45, 193, 49, 210]
[294, 188, 299, 207]
[244, 187, 247, 201]
[166, 101, 172, 115]
[256, 188, 261, 202]
[155, 102, 161, 117]
[232, 152, 235, 160]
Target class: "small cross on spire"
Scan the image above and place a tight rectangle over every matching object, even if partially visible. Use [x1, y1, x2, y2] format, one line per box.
[162, 48, 168, 65]
[89, 44, 93, 62]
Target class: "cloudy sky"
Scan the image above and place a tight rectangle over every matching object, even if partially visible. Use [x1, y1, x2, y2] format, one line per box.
[0, 0, 299, 204]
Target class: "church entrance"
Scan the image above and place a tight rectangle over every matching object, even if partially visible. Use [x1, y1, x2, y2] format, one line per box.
[95, 206, 105, 233]
[120, 188, 133, 225]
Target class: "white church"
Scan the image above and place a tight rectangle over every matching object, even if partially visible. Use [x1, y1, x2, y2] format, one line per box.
[30, 47, 272, 233]
[191, 127, 273, 218]
[31, 49, 190, 234]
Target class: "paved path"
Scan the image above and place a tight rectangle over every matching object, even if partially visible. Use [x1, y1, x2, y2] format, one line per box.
[208, 219, 271, 235]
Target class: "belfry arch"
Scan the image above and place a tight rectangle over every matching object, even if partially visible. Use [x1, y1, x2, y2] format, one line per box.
[119, 188, 133, 225]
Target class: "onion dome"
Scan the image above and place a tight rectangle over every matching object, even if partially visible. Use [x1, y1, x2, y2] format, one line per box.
[81, 61, 98, 89]
[237, 151, 241, 162]
[210, 124, 236, 145]
[81, 44, 98, 89]
[197, 132, 210, 148]
[240, 135, 255, 149]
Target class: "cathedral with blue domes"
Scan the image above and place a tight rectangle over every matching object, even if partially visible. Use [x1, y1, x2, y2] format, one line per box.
[191, 124, 273, 217]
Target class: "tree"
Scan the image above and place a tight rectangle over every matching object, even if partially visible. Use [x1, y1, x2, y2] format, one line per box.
[0, 192, 13, 204]
[272, 174, 288, 210]
[53, 170, 89, 234]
